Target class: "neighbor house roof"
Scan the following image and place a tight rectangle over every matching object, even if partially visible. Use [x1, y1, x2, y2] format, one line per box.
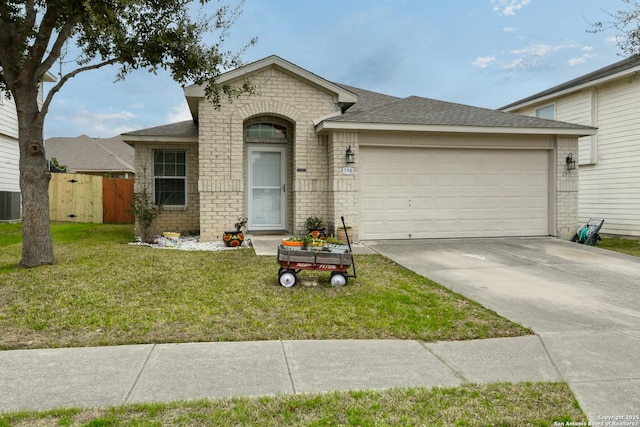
[45, 135, 134, 174]
[501, 56, 640, 111]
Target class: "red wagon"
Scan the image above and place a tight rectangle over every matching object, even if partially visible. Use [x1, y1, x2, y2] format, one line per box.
[277, 245, 355, 287]
[277, 216, 358, 287]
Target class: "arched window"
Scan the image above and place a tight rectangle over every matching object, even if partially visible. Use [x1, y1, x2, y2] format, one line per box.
[246, 123, 287, 139]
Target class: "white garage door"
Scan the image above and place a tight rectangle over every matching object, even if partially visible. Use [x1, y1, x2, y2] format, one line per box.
[360, 147, 549, 239]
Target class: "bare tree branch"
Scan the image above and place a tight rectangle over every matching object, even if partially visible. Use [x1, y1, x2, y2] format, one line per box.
[41, 58, 118, 117]
[38, 16, 83, 79]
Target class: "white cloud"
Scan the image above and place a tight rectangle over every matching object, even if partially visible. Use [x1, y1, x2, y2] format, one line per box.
[78, 110, 136, 123]
[472, 56, 497, 68]
[502, 27, 516, 33]
[504, 57, 534, 70]
[568, 54, 595, 66]
[582, 45, 594, 52]
[491, 0, 532, 16]
[511, 43, 573, 56]
[167, 102, 192, 123]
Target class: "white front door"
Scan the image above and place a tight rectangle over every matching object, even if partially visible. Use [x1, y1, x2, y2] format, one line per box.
[248, 146, 286, 230]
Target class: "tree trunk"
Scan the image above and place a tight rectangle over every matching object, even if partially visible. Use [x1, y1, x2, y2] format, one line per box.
[16, 90, 54, 268]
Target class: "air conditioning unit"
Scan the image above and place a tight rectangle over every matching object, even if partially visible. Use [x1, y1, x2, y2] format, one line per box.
[0, 191, 21, 220]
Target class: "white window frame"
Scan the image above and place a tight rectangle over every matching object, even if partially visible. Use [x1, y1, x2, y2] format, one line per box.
[153, 149, 187, 207]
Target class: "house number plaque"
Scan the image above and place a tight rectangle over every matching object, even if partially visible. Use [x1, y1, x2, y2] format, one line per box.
[342, 167, 354, 175]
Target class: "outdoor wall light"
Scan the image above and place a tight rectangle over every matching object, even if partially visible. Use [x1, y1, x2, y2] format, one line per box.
[346, 146, 355, 164]
[566, 153, 576, 170]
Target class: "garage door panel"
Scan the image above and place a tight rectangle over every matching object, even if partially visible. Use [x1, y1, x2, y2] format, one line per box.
[360, 147, 549, 239]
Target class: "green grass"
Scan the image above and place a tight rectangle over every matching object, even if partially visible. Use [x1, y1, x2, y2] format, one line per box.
[0, 223, 530, 350]
[0, 223, 587, 424]
[599, 237, 640, 257]
[0, 383, 586, 427]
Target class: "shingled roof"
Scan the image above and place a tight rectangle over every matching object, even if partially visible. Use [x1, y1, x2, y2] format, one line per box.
[501, 56, 640, 110]
[329, 94, 591, 131]
[122, 120, 198, 138]
[45, 135, 134, 175]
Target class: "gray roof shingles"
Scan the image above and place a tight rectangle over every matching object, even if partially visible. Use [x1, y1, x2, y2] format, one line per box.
[123, 120, 198, 138]
[45, 135, 134, 173]
[330, 93, 593, 130]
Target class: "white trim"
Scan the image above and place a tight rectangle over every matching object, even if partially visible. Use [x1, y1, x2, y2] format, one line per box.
[316, 121, 596, 137]
[247, 145, 286, 231]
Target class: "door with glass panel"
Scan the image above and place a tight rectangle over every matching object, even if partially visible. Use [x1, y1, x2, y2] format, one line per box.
[248, 146, 286, 230]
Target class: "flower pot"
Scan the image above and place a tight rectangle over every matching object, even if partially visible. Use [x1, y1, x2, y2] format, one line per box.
[307, 228, 327, 240]
[162, 232, 181, 247]
[223, 230, 244, 247]
[337, 228, 356, 243]
[282, 239, 303, 250]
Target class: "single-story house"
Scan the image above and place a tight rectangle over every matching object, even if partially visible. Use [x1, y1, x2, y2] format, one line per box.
[501, 56, 640, 237]
[122, 55, 595, 241]
[45, 135, 135, 179]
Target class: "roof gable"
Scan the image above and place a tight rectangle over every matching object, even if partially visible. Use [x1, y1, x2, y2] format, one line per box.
[184, 55, 358, 121]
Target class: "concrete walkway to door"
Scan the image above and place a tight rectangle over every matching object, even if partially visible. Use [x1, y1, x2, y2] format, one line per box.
[367, 238, 640, 423]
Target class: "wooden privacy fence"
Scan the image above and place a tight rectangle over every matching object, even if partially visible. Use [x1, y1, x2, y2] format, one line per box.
[49, 173, 135, 224]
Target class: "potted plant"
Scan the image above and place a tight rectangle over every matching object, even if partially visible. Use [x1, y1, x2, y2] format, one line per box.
[303, 234, 326, 251]
[223, 217, 247, 247]
[325, 235, 349, 253]
[305, 216, 327, 240]
[282, 236, 304, 250]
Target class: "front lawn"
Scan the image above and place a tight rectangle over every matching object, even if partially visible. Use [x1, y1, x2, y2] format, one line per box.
[0, 223, 530, 350]
[599, 237, 640, 257]
[0, 223, 587, 425]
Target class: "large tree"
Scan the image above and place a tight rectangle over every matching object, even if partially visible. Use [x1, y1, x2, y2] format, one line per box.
[0, 0, 254, 267]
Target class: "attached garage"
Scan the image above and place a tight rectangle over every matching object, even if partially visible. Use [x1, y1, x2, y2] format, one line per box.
[360, 145, 550, 239]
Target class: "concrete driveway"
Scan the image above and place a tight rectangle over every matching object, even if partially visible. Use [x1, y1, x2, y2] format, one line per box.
[366, 238, 640, 422]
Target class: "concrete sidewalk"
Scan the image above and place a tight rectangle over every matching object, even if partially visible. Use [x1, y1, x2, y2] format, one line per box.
[0, 336, 559, 413]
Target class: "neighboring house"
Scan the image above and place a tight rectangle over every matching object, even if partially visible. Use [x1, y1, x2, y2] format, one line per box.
[501, 56, 640, 237]
[122, 55, 595, 241]
[0, 90, 21, 220]
[45, 135, 135, 179]
[0, 72, 55, 221]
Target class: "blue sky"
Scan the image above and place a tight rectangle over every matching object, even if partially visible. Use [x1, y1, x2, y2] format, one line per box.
[43, 0, 624, 138]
